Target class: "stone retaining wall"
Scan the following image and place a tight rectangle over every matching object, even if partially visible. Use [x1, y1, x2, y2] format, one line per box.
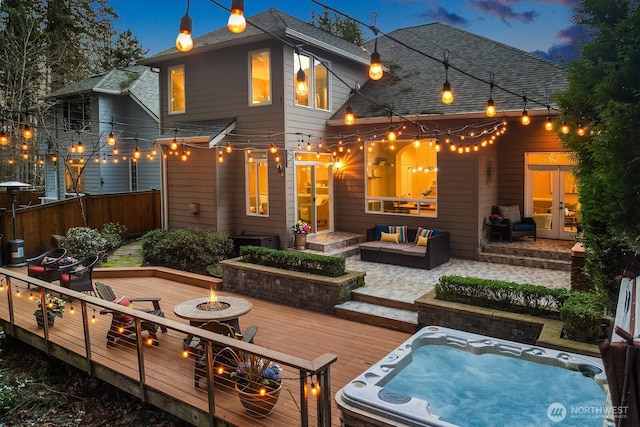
[220, 258, 365, 314]
[416, 289, 599, 356]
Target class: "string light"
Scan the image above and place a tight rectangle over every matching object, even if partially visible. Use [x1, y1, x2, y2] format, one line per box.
[344, 105, 355, 125]
[295, 49, 308, 97]
[22, 123, 33, 139]
[0, 130, 8, 145]
[560, 121, 570, 134]
[176, 0, 193, 52]
[368, 13, 383, 81]
[227, 0, 246, 34]
[520, 94, 530, 126]
[486, 75, 496, 117]
[441, 51, 453, 105]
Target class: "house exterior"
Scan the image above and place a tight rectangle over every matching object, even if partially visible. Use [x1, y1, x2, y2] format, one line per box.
[43, 65, 161, 200]
[141, 8, 572, 260]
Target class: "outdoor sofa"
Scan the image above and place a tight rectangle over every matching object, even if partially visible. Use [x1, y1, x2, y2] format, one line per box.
[359, 225, 450, 269]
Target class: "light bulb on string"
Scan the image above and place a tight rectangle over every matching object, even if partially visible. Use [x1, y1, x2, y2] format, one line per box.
[227, 0, 246, 34]
[176, 0, 193, 52]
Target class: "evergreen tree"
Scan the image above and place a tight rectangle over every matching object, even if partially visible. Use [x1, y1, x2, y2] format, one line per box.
[555, 0, 640, 304]
[310, 8, 364, 45]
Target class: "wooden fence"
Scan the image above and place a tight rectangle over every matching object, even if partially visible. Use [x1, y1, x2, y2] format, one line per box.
[0, 190, 161, 261]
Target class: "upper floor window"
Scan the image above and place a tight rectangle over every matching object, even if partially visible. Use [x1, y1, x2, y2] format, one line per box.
[250, 50, 271, 105]
[246, 150, 269, 215]
[365, 139, 438, 217]
[294, 52, 329, 111]
[62, 99, 90, 131]
[169, 65, 185, 114]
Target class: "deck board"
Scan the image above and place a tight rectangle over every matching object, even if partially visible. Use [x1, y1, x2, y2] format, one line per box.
[0, 269, 410, 426]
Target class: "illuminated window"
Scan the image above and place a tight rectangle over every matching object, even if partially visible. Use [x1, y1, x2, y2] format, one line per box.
[250, 50, 271, 105]
[65, 163, 85, 193]
[169, 65, 185, 114]
[294, 52, 329, 110]
[246, 150, 269, 215]
[365, 140, 438, 216]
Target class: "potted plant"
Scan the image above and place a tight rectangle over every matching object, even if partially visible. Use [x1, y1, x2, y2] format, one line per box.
[227, 350, 282, 417]
[488, 213, 503, 225]
[292, 220, 311, 250]
[34, 294, 66, 328]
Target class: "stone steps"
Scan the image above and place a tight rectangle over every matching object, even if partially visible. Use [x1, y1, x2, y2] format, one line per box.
[304, 232, 365, 258]
[477, 252, 572, 271]
[335, 293, 417, 333]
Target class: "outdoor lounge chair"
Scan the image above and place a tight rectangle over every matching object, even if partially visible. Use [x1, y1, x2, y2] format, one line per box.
[26, 248, 67, 286]
[183, 319, 258, 388]
[59, 255, 99, 295]
[94, 281, 167, 347]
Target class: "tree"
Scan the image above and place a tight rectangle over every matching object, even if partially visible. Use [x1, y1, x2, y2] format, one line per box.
[310, 8, 364, 45]
[0, 0, 147, 192]
[555, 0, 640, 304]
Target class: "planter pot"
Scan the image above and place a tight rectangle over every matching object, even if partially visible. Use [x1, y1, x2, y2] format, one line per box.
[235, 381, 282, 417]
[294, 233, 307, 250]
[34, 311, 55, 329]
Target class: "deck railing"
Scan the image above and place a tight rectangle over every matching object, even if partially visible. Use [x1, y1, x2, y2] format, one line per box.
[0, 268, 337, 427]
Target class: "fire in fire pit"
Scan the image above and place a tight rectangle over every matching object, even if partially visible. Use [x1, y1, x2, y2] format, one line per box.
[197, 288, 230, 311]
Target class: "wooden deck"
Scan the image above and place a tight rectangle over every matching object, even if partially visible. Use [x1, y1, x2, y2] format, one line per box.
[0, 267, 410, 427]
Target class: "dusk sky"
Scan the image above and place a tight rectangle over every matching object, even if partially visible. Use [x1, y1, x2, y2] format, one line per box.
[109, 0, 583, 63]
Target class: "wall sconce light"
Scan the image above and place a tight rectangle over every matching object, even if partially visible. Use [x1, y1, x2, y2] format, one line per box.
[188, 202, 200, 214]
[227, 0, 246, 34]
[176, 0, 193, 52]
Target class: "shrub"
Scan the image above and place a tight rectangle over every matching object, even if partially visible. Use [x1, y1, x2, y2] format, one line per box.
[240, 246, 345, 277]
[560, 292, 605, 343]
[141, 228, 235, 275]
[100, 222, 127, 251]
[435, 275, 571, 316]
[60, 227, 109, 260]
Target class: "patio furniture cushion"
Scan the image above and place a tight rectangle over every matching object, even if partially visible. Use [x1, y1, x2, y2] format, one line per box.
[414, 227, 433, 243]
[402, 245, 427, 256]
[29, 265, 45, 274]
[388, 225, 407, 243]
[374, 224, 389, 240]
[113, 294, 134, 324]
[380, 232, 400, 243]
[513, 222, 536, 232]
[358, 241, 383, 251]
[498, 205, 522, 225]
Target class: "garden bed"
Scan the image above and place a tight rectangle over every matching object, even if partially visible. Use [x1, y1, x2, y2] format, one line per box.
[415, 289, 601, 357]
[220, 257, 365, 314]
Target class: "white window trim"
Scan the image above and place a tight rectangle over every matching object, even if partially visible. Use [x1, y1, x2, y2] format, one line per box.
[313, 57, 331, 112]
[248, 48, 272, 107]
[294, 53, 331, 111]
[168, 64, 186, 115]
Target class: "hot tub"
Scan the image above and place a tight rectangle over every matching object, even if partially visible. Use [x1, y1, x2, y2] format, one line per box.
[337, 326, 613, 427]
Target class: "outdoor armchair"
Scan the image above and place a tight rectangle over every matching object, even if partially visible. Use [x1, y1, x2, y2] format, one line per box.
[94, 281, 166, 347]
[58, 255, 99, 295]
[26, 248, 67, 286]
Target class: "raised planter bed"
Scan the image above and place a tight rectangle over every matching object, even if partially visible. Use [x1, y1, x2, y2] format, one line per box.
[220, 257, 365, 314]
[416, 289, 600, 357]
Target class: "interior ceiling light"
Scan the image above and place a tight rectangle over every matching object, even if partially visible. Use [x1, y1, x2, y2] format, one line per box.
[176, 0, 193, 52]
[441, 50, 453, 105]
[227, 0, 246, 34]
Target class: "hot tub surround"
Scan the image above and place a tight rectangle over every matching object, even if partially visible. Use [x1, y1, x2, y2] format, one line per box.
[337, 326, 610, 427]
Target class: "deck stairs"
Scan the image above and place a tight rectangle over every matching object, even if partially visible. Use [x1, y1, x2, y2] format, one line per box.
[303, 231, 364, 258]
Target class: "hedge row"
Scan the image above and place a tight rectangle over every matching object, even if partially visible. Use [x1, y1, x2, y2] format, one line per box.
[240, 246, 345, 277]
[435, 275, 605, 343]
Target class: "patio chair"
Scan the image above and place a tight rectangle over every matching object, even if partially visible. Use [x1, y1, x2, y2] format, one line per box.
[58, 255, 99, 295]
[94, 281, 167, 347]
[26, 248, 67, 287]
[495, 205, 537, 241]
[183, 319, 258, 388]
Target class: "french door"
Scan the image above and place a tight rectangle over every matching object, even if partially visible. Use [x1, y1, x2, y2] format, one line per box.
[526, 153, 579, 240]
[295, 155, 333, 234]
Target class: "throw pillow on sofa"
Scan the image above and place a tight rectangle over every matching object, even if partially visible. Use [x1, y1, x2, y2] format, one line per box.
[416, 235, 429, 247]
[388, 225, 407, 243]
[380, 232, 400, 243]
[414, 227, 433, 243]
[375, 224, 389, 241]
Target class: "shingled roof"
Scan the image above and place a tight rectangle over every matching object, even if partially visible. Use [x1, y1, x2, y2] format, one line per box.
[48, 65, 159, 121]
[141, 8, 370, 65]
[336, 22, 567, 121]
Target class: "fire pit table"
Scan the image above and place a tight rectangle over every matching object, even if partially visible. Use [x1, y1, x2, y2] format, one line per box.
[173, 295, 252, 331]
